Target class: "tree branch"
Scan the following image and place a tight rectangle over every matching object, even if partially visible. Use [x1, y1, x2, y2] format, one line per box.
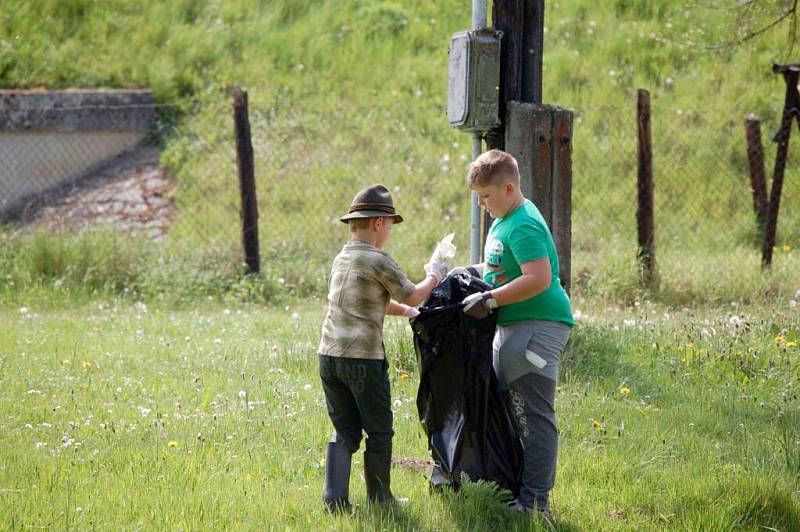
[704, 0, 797, 50]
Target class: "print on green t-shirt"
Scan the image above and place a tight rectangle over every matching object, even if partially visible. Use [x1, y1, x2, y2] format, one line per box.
[483, 200, 574, 326]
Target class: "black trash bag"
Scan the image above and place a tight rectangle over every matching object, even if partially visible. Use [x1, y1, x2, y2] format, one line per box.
[411, 269, 522, 494]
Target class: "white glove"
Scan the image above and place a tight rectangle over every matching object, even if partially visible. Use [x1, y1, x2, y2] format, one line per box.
[424, 258, 449, 282]
[424, 233, 456, 282]
[462, 291, 498, 319]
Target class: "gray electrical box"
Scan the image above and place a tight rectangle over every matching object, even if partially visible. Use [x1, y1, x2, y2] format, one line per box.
[447, 28, 503, 132]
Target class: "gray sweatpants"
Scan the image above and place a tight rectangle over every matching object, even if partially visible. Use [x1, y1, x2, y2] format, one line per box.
[492, 319, 571, 511]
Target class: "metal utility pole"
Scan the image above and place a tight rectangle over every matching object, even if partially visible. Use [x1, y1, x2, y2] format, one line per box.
[469, 0, 488, 265]
[447, 2, 500, 264]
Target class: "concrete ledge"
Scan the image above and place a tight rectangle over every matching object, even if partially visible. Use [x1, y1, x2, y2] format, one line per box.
[1, 89, 156, 221]
[0, 89, 155, 132]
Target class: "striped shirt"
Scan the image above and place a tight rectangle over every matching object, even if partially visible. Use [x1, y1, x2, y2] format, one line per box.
[318, 239, 416, 359]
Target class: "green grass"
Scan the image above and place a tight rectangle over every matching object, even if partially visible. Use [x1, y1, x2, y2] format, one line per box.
[2, 0, 800, 306]
[1, 299, 798, 529]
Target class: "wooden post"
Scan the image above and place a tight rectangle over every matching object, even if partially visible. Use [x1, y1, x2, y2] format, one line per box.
[490, 0, 544, 127]
[551, 107, 573, 294]
[636, 89, 656, 288]
[506, 102, 573, 293]
[233, 88, 260, 274]
[744, 115, 768, 236]
[486, 0, 572, 290]
[762, 66, 799, 268]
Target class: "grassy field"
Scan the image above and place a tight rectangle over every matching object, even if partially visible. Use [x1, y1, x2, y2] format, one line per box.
[1, 297, 798, 530]
[1, 4, 799, 527]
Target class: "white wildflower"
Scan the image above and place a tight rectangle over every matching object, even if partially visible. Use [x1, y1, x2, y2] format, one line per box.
[728, 315, 744, 327]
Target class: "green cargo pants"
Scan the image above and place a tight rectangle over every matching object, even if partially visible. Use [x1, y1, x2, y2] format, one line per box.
[318, 354, 394, 454]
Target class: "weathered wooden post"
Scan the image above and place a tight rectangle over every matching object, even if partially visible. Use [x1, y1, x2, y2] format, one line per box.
[233, 88, 260, 274]
[505, 102, 572, 294]
[762, 63, 800, 268]
[744, 115, 769, 236]
[636, 89, 657, 289]
[488, 0, 573, 292]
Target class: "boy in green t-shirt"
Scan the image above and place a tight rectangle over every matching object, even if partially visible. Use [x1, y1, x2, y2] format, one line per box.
[459, 149, 574, 516]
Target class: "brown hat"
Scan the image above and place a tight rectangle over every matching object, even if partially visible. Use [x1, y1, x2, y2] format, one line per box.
[339, 184, 404, 224]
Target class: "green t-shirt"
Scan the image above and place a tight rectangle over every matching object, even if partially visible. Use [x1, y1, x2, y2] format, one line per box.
[483, 199, 574, 327]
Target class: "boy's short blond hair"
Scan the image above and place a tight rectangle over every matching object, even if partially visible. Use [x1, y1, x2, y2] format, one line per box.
[348, 218, 374, 230]
[468, 149, 521, 187]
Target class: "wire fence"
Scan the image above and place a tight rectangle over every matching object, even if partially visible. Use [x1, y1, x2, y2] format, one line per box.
[1, 92, 798, 297]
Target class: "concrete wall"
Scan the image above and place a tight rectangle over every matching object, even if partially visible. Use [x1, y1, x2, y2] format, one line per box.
[0, 90, 154, 220]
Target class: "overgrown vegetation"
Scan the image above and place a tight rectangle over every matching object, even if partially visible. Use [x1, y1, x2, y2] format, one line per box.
[1, 0, 798, 305]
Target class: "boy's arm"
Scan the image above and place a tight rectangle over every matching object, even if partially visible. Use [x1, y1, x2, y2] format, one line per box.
[401, 274, 439, 308]
[489, 257, 551, 306]
[387, 299, 418, 317]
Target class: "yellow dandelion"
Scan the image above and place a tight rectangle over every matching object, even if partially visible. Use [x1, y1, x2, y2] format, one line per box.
[400, 373, 410, 380]
[62, 359, 71, 366]
[787, 341, 797, 348]
[168, 441, 178, 448]
[698, 348, 707, 356]
[619, 386, 631, 397]
[783, 244, 791, 252]
[82, 361, 92, 369]
[592, 419, 604, 430]
[775, 335, 785, 346]
[735, 351, 742, 357]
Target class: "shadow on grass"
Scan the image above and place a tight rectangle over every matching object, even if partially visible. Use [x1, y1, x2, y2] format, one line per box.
[349, 499, 424, 530]
[430, 479, 582, 532]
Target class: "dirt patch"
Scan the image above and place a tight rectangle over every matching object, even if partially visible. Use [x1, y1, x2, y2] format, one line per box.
[392, 456, 434, 472]
[17, 145, 175, 240]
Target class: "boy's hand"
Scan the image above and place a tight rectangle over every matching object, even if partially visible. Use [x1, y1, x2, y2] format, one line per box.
[403, 306, 420, 319]
[462, 292, 498, 319]
[424, 259, 449, 282]
[424, 235, 456, 282]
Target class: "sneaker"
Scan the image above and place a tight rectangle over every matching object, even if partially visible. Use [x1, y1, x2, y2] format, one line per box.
[506, 499, 532, 516]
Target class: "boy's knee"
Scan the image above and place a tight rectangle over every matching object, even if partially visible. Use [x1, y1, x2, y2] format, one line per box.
[364, 433, 393, 454]
[331, 432, 361, 453]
